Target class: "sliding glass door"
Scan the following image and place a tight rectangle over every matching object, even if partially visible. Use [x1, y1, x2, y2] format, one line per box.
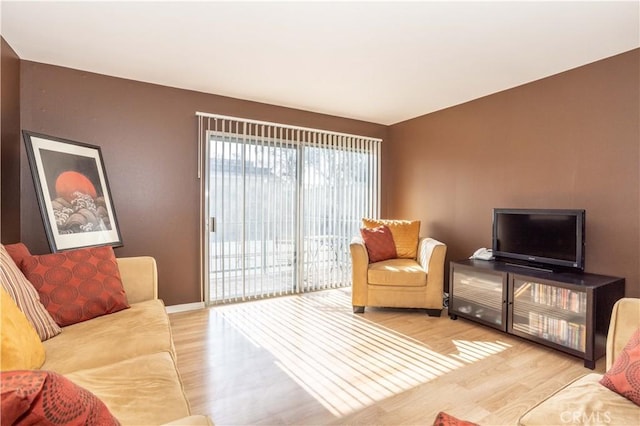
[301, 144, 375, 290]
[207, 136, 299, 302]
[199, 114, 380, 304]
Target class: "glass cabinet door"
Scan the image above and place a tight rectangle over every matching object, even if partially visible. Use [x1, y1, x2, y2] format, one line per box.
[510, 277, 587, 353]
[450, 266, 506, 331]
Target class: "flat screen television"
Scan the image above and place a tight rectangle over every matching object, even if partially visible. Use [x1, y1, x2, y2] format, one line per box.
[492, 208, 585, 271]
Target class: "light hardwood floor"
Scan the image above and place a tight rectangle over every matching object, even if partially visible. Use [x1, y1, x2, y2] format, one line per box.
[169, 288, 604, 425]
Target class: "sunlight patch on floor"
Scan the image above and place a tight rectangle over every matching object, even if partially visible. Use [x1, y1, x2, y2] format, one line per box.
[217, 291, 511, 417]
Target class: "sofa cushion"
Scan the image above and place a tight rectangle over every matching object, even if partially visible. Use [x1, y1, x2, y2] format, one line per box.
[360, 225, 397, 263]
[600, 328, 640, 405]
[518, 373, 640, 425]
[22, 246, 129, 326]
[0, 370, 119, 426]
[65, 352, 191, 425]
[42, 299, 174, 374]
[0, 287, 46, 371]
[362, 219, 420, 259]
[367, 258, 426, 287]
[0, 244, 62, 341]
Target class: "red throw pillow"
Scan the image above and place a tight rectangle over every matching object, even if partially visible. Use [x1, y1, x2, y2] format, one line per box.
[21, 246, 129, 326]
[599, 328, 640, 405]
[5, 242, 32, 269]
[432, 411, 479, 426]
[0, 370, 120, 425]
[360, 225, 398, 263]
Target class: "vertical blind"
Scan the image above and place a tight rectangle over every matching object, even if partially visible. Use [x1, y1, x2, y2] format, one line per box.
[197, 112, 381, 304]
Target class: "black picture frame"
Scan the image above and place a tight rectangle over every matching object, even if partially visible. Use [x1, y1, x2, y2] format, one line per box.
[22, 131, 123, 252]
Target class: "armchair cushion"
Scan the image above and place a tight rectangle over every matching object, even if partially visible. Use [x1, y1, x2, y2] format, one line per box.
[362, 219, 420, 259]
[368, 259, 426, 287]
[360, 225, 397, 263]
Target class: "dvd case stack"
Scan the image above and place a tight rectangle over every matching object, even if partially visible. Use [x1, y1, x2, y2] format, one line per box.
[519, 282, 587, 351]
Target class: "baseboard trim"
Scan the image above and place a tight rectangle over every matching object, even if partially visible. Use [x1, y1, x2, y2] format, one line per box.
[165, 302, 205, 314]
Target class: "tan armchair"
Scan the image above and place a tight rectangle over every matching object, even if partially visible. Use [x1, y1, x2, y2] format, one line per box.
[350, 235, 447, 316]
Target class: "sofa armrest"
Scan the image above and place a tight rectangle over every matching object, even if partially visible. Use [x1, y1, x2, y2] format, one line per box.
[606, 297, 640, 370]
[418, 238, 447, 309]
[350, 236, 369, 307]
[117, 256, 158, 304]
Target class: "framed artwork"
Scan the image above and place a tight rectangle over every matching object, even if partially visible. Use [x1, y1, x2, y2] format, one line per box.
[23, 131, 123, 252]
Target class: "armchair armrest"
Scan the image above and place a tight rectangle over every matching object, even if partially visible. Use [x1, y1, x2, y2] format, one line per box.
[116, 256, 158, 304]
[417, 238, 446, 271]
[417, 238, 447, 309]
[350, 236, 369, 307]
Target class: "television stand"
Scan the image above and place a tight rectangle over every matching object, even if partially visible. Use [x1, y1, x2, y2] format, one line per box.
[448, 259, 625, 369]
[503, 262, 554, 273]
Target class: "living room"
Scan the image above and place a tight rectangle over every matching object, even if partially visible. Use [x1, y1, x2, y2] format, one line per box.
[1, 1, 639, 425]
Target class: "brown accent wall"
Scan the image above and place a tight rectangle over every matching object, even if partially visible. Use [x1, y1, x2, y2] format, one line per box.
[19, 61, 388, 305]
[1, 37, 22, 243]
[13, 48, 638, 303]
[388, 49, 640, 297]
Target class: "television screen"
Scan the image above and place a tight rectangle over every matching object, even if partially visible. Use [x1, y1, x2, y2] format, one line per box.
[492, 208, 585, 271]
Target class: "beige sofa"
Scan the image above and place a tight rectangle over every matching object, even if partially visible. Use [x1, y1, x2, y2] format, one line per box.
[350, 236, 447, 316]
[38, 256, 211, 425]
[518, 298, 640, 425]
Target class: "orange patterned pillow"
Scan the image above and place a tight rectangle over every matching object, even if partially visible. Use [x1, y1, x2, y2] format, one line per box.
[5, 242, 32, 270]
[432, 411, 479, 426]
[360, 225, 397, 263]
[599, 328, 640, 405]
[0, 370, 120, 425]
[21, 246, 129, 326]
[362, 218, 420, 259]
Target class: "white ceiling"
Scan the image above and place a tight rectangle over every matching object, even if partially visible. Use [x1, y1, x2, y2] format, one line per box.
[1, 1, 638, 125]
